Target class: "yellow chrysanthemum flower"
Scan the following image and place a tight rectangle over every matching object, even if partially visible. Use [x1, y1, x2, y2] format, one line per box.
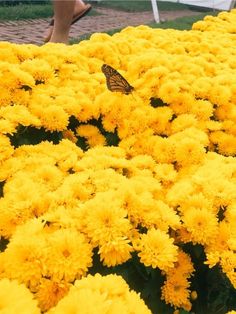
[1, 223, 46, 288]
[20, 58, 54, 83]
[98, 237, 133, 267]
[152, 137, 175, 164]
[171, 114, 197, 134]
[0, 279, 40, 314]
[182, 208, 218, 245]
[174, 138, 206, 166]
[76, 124, 106, 147]
[48, 274, 152, 314]
[161, 273, 191, 308]
[42, 228, 93, 282]
[205, 251, 220, 268]
[153, 163, 177, 186]
[166, 250, 194, 278]
[158, 81, 180, 104]
[62, 129, 77, 143]
[191, 99, 214, 120]
[81, 192, 132, 246]
[137, 228, 178, 271]
[0, 118, 17, 134]
[206, 221, 230, 253]
[36, 105, 69, 131]
[34, 278, 71, 312]
[0, 134, 14, 162]
[220, 250, 236, 275]
[31, 164, 65, 191]
[1, 104, 40, 127]
[48, 287, 112, 314]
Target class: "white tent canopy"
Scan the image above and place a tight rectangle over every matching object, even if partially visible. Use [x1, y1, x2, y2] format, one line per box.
[151, 0, 236, 22]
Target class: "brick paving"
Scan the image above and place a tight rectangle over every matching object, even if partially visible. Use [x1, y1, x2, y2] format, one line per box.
[0, 6, 202, 45]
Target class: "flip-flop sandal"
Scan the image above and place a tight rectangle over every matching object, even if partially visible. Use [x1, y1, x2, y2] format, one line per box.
[44, 4, 92, 42]
[71, 4, 92, 24]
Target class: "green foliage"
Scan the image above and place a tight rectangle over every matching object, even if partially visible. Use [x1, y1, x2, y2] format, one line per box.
[183, 244, 236, 314]
[0, 181, 4, 197]
[0, 3, 53, 20]
[71, 13, 216, 44]
[150, 97, 166, 108]
[97, 1, 190, 12]
[89, 244, 236, 314]
[149, 12, 216, 30]
[0, 2, 96, 20]
[9, 125, 62, 148]
[68, 115, 120, 150]
[0, 0, 50, 6]
[7, 117, 120, 151]
[0, 238, 8, 252]
[90, 250, 173, 314]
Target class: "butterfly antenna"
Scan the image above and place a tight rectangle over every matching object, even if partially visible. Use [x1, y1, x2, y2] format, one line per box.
[130, 89, 138, 101]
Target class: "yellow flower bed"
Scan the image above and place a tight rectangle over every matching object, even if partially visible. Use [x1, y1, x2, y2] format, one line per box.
[192, 9, 236, 33]
[0, 8, 236, 314]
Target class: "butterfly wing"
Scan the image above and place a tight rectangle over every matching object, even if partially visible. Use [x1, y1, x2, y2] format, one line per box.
[101, 64, 134, 95]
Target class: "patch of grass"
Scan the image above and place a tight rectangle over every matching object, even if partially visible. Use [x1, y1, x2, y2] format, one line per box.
[0, 3, 97, 21]
[150, 12, 216, 30]
[97, 1, 192, 12]
[0, 0, 212, 21]
[71, 12, 215, 44]
[0, 3, 53, 20]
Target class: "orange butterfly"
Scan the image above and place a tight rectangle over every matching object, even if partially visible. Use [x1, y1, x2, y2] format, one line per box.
[101, 64, 134, 95]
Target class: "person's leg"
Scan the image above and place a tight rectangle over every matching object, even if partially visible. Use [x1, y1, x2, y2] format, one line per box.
[45, 0, 91, 43]
[50, 0, 76, 44]
[74, 0, 90, 14]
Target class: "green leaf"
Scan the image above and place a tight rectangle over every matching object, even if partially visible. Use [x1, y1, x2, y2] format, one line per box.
[0, 238, 9, 252]
[179, 310, 190, 314]
[150, 97, 167, 108]
[104, 131, 120, 146]
[0, 181, 5, 197]
[9, 126, 62, 147]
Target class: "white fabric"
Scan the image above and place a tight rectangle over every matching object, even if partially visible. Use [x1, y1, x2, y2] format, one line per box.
[152, 0, 235, 23]
[179, 0, 234, 10]
[156, 0, 234, 10]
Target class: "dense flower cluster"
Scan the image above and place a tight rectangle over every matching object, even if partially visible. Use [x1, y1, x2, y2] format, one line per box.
[0, 278, 40, 314]
[1, 11, 236, 157]
[0, 8, 236, 313]
[192, 9, 236, 33]
[0, 275, 151, 314]
[48, 273, 151, 314]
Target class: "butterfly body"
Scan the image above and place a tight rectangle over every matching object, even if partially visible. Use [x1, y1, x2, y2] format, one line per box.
[101, 64, 134, 95]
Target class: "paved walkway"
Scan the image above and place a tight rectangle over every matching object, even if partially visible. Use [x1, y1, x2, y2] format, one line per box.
[0, 6, 202, 45]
